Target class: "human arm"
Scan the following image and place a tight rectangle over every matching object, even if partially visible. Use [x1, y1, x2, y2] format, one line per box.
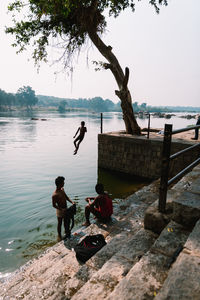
[52, 195, 61, 210]
[85, 197, 95, 206]
[62, 188, 75, 204]
[73, 127, 80, 138]
[85, 196, 100, 209]
[66, 195, 75, 205]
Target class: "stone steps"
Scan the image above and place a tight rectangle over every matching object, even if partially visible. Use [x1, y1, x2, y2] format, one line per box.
[155, 219, 200, 300]
[107, 221, 190, 300]
[70, 228, 157, 300]
[2, 172, 200, 300]
[64, 231, 134, 299]
[63, 183, 160, 299]
[0, 181, 159, 300]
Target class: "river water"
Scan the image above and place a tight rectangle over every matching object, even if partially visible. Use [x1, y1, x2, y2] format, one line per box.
[0, 110, 197, 280]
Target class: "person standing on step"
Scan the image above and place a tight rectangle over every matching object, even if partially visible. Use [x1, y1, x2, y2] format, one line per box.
[191, 114, 200, 140]
[52, 176, 75, 241]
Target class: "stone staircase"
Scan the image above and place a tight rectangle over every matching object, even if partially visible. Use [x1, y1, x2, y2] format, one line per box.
[0, 165, 200, 300]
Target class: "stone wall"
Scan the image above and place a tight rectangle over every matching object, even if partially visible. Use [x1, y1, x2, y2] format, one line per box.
[98, 132, 199, 180]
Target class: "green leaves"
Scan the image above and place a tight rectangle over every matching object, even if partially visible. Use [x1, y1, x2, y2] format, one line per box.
[6, 0, 168, 67]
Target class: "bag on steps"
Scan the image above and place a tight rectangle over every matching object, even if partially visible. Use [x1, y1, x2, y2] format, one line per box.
[74, 234, 106, 263]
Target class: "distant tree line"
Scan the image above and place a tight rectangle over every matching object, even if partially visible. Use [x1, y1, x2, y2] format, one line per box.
[37, 95, 168, 112]
[0, 86, 38, 110]
[1, 87, 199, 113]
[37, 95, 120, 112]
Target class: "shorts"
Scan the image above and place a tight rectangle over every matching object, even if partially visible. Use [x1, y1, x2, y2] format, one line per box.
[56, 208, 67, 218]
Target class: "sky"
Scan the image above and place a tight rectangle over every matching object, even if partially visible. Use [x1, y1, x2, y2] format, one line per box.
[0, 0, 200, 106]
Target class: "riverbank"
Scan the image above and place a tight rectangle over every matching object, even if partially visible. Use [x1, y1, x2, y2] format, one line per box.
[0, 164, 200, 299]
[0, 106, 199, 117]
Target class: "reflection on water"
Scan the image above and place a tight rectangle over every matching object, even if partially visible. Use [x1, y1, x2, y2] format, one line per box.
[0, 110, 197, 279]
[98, 168, 151, 199]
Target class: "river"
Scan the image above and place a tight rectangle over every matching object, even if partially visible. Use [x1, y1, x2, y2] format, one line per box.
[0, 110, 197, 280]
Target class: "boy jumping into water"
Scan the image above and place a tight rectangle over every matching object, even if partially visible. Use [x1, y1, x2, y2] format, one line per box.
[73, 121, 87, 154]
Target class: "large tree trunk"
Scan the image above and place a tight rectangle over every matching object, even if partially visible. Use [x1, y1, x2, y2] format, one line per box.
[88, 29, 141, 135]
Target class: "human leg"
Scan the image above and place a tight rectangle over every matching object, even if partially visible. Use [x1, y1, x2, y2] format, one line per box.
[195, 128, 199, 140]
[57, 217, 62, 240]
[64, 216, 71, 238]
[76, 140, 81, 151]
[82, 205, 101, 226]
[74, 136, 80, 148]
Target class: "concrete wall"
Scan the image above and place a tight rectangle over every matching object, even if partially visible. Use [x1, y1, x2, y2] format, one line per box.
[98, 132, 199, 180]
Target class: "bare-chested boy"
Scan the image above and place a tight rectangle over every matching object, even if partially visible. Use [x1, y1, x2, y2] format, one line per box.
[73, 121, 87, 155]
[52, 176, 74, 241]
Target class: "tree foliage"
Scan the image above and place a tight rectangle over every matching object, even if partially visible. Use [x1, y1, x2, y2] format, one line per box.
[7, 0, 167, 66]
[16, 86, 38, 107]
[0, 86, 38, 109]
[6, 0, 168, 133]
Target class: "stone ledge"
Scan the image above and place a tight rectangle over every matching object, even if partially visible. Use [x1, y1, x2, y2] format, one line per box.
[184, 219, 200, 256]
[155, 253, 200, 300]
[172, 191, 200, 227]
[144, 200, 173, 234]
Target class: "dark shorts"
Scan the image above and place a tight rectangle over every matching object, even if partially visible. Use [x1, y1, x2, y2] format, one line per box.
[89, 206, 111, 223]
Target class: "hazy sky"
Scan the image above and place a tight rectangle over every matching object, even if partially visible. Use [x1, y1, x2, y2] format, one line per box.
[0, 0, 200, 106]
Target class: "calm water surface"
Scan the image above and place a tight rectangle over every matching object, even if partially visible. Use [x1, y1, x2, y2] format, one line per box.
[0, 111, 196, 280]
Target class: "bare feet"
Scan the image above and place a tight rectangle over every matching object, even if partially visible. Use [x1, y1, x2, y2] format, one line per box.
[82, 222, 90, 227]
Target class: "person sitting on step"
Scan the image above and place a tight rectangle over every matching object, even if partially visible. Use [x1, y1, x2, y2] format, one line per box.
[82, 183, 113, 227]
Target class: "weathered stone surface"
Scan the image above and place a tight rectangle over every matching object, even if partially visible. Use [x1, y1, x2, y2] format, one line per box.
[107, 252, 171, 300]
[0, 245, 79, 299]
[184, 219, 200, 254]
[151, 221, 190, 257]
[98, 132, 198, 179]
[71, 229, 157, 300]
[108, 220, 191, 300]
[155, 253, 200, 300]
[172, 173, 200, 193]
[1, 167, 200, 300]
[144, 203, 173, 234]
[86, 232, 132, 270]
[172, 191, 200, 227]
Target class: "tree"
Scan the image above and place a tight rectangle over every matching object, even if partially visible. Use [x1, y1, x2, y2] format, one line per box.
[89, 97, 107, 112]
[133, 101, 139, 112]
[58, 100, 68, 112]
[140, 102, 147, 111]
[16, 86, 38, 108]
[6, 0, 168, 134]
[104, 99, 115, 111]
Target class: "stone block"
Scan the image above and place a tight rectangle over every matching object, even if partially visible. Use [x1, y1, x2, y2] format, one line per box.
[150, 221, 189, 257]
[172, 191, 200, 227]
[155, 253, 200, 300]
[144, 202, 173, 234]
[184, 219, 200, 254]
[71, 229, 157, 300]
[107, 252, 171, 300]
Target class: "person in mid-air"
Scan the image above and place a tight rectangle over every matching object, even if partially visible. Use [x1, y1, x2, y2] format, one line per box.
[82, 183, 113, 227]
[52, 176, 75, 241]
[191, 114, 200, 140]
[73, 121, 87, 155]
